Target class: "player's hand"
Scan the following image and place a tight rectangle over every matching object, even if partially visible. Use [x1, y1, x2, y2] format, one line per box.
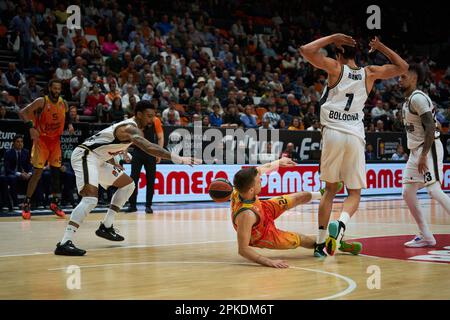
[369, 36, 383, 53]
[68, 124, 75, 135]
[156, 157, 161, 163]
[180, 156, 202, 166]
[29, 128, 40, 141]
[332, 33, 356, 51]
[266, 259, 289, 268]
[418, 154, 428, 174]
[278, 157, 297, 167]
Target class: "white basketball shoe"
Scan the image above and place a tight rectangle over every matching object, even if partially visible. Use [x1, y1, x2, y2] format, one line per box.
[404, 234, 436, 248]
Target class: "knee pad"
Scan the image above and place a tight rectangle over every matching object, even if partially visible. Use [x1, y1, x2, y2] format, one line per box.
[111, 182, 135, 208]
[70, 196, 98, 225]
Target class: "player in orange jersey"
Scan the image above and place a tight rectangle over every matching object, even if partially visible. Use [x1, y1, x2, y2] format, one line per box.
[19, 79, 74, 219]
[231, 157, 324, 268]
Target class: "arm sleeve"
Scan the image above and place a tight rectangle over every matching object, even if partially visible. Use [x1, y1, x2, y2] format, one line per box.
[410, 93, 432, 116]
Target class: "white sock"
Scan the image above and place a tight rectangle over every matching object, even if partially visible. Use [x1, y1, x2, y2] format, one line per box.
[103, 208, 117, 228]
[339, 211, 351, 226]
[317, 229, 327, 244]
[61, 224, 78, 244]
[310, 192, 322, 201]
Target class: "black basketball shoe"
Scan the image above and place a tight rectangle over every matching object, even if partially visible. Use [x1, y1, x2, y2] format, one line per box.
[95, 223, 125, 241]
[54, 240, 86, 256]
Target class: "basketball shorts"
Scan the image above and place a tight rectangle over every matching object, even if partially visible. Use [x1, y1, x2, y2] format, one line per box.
[71, 146, 126, 193]
[403, 139, 444, 186]
[252, 195, 301, 250]
[320, 127, 367, 189]
[31, 136, 62, 168]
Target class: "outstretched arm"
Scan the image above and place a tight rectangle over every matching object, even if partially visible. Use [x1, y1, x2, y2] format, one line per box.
[299, 33, 355, 75]
[115, 124, 199, 165]
[258, 157, 297, 175]
[366, 36, 409, 80]
[236, 210, 289, 268]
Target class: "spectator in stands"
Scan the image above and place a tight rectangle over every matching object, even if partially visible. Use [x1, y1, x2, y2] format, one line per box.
[176, 79, 190, 105]
[9, 7, 32, 70]
[392, 110, 405, 132]
[0, 90, 19, 116]
[70, 68, 91, 107]
[68, 105, 80, 123]
[288, 117, 305, 130]
[119, 61, 139, 86]
[83, 40, 104, 69]
[19, 75, 42, 104]
[4, 134, 32, 209]
[58, 26, 75, 52]
[142, 84, 155, 102]
[203, 88, 222, 114]
[261, 118, 274, 130]
[105, 81, 121, 108]
[303, 104, 317, 129]
[391, 145, 408, 161]
[280, 105, 293, 127]
[375, 119, 385, 132]
[127, 95, 138, 117]
[262, 104, 281, 128]
[105, 50, 122, 76]
[110, 96, 125, 123]
[4, 63, 24, 97]
[202, 115, 211, 127]
[56, 59, 73, 98]
[122, 84, 140, 112]
[221, 104, 242, 128]
[240, 105, 258, 129]
[85, 83, 107, 122]
[365, 143, 377, 160]
[189, 114, 201, 126]
[280, 142, 299, 162]
[371, 99, 386, 121]
[307, 119, 320, 131]
[209, 104, 223, 127]
[102, 33, 119, 56]
[162, 102, 181, 125]
[72, 28, 88, 49]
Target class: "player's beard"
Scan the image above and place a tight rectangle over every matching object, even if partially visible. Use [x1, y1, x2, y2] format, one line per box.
[49, 90, 60, 102]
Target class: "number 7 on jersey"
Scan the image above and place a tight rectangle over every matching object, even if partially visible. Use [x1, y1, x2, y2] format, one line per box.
[344, 93, 354, 111]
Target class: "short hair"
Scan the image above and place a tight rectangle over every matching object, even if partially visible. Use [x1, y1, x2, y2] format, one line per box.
[335, 45, 356, 60]
[233, 167, 258, 193]
[135, 100, 154, 113]
[13, 134, 24, 142]
[48, 79, 62, 87]
[408, 63, 424, 84]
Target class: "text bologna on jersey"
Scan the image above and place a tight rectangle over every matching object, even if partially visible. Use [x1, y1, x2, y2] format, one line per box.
[329, 110, 359, 121]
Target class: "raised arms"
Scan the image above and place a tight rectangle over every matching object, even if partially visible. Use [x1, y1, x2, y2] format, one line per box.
[299, 33, 355, 76]
[366, 36, 409, 81]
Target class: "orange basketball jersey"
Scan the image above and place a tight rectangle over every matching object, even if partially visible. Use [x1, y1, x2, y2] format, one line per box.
[230, 189, 272, 246]
[35, 95, 66, 138]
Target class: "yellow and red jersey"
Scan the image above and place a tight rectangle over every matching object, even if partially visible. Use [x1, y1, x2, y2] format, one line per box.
[35, 95, 66, 138]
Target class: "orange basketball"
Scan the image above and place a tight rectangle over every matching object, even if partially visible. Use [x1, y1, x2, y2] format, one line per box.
[208, 178, 233, 202]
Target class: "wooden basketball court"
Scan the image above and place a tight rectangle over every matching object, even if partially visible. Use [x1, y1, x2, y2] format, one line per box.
[0, 197, 449, 300]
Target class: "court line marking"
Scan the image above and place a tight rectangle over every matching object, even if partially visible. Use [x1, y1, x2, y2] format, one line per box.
[0, 240, 236, 258]
[47, 260, 356, 300]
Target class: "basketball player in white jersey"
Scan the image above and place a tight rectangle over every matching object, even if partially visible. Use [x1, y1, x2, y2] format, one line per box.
[399, 64, 450, 247]
[300, 34, 409, 257]
[55, 100, 198, 256]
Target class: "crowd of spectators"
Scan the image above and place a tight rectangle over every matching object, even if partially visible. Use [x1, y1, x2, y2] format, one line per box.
[0, 0, 448, 130]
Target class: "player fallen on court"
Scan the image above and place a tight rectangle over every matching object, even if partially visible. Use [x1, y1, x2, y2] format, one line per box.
[19, 79, 75, 220]
[230, 157, 360, 268]
[299, 34, 409, 257]
[399, 64, 450, 247]
[54, 100, 200, 256]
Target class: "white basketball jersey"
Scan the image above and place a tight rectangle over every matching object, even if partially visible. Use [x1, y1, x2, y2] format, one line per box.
[81, 118, 138, 161]
[402, 89, 439, 150]
[320, 64, 368, 142]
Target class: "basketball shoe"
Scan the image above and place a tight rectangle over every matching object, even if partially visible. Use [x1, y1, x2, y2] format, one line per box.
[95, 223, 125, 241]
[404, 234, 436, 247]
[22, 199, 31, 220]
[50, 197, 65, 218]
